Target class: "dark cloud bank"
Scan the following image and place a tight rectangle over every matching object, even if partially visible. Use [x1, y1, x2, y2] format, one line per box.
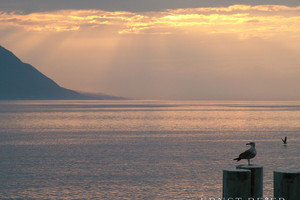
[0, 0, 299, 13]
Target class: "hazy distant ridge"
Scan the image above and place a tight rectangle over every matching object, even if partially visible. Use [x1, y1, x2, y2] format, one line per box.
[0, 46, 123, 100]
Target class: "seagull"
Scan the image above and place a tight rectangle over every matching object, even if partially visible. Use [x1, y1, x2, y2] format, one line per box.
[233, 142, 256, 165]
[281, 136, 287, 144]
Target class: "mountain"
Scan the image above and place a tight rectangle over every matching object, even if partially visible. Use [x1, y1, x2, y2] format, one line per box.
[0, 46, 123, 100]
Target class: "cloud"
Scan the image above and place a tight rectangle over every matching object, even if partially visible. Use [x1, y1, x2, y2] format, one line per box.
[0, 10, 130, 32]
[0, 0, 299, 13]
[0, 5, 300, 38]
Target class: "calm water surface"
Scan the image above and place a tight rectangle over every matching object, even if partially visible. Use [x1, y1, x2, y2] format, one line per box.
[0, 100, 300, 199]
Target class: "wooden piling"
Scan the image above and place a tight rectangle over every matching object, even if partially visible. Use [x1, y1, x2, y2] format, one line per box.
[223, 169, 251, 200]
[274, 170, 300, 200]
[236, 164, 263, 198]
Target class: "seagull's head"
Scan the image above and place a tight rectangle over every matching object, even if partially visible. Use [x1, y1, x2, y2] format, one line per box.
[246, 142, 255, 147]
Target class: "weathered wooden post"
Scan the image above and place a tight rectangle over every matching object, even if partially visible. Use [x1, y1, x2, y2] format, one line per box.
[274, 170, 300, 200]
[236, 164, 263, 198]
[223, 169, 251, 200]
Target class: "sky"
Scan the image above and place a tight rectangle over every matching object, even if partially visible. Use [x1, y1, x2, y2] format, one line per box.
[1, 0, 300, 100]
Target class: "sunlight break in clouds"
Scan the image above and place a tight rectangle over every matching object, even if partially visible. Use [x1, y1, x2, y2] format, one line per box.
[1, 5, 300, 37]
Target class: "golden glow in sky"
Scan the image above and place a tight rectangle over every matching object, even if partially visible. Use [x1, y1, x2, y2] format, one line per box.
[1, 5, 300, 100]
[1, 5, 300, 37]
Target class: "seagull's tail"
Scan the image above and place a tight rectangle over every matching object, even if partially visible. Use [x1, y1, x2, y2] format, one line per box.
[233, 157, 241, 161]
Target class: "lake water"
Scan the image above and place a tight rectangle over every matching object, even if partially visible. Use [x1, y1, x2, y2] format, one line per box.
[0, 100, 300, 199]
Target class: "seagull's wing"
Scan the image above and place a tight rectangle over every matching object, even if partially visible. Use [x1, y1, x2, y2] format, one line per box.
[238, 149, 252, 159]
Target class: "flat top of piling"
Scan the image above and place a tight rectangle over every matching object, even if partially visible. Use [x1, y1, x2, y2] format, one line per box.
[223, 169, 251, 172]
[274, 169, 300, 174]
[237, 164, 263, 169]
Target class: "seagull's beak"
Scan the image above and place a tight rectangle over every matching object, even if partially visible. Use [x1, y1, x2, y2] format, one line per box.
[246, 143, 250, 145]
